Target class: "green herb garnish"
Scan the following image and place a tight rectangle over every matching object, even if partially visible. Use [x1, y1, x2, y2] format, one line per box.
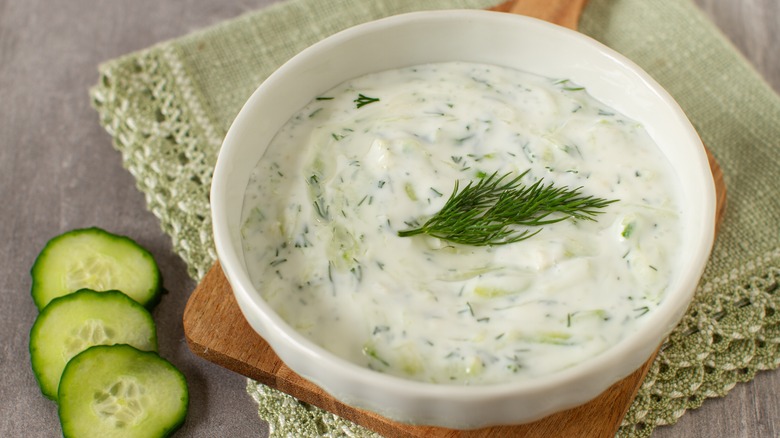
[354, 93, 380, 108]
[397, 170, 617, 246]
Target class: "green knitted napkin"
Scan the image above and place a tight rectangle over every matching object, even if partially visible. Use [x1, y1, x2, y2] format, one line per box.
[90, 0, 780, 436]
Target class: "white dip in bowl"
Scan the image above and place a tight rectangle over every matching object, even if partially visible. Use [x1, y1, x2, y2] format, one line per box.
[212, 10, 716, 429]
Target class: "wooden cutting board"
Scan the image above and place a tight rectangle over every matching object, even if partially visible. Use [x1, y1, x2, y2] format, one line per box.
[183, 2, 728, 436]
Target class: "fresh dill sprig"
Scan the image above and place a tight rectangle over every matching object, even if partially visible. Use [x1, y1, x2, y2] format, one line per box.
[397, 171, 617, 246]
[354, 93, 380, 108]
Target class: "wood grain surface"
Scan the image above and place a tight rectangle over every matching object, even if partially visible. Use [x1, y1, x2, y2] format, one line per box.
[1, 1, 777, 437]
[490, 0, 588, 30]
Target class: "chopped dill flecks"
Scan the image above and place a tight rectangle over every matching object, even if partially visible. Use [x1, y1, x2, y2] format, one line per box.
[554, 78, 585, 91]
[521, 143, 535, 163]
[350, 264, 363, 282]
[354, 93, 380, 108]
[313, 200, 329, 220]
[456, 134, 474, 144]
[373, 325, 390, 335]
[363, 345, 389, 367]
[269, 258, 287, 267]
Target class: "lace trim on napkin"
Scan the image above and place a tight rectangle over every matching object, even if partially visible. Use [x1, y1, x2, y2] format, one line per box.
[91, 45, 219, 280]
[89, 4, 780, 438]
[620, 249, 780, 437]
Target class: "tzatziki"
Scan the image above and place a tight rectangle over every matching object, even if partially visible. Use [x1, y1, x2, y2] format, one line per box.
[240, 62, 682, 385]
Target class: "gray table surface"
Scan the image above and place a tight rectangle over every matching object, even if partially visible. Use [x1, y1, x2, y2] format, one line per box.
[1, 1, 777, 437]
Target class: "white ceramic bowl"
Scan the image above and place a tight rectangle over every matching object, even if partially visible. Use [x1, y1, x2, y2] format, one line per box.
[211, 10, 715, 429]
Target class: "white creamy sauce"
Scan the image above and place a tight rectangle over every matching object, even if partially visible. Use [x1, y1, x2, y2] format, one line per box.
[240, 62, 682, 385]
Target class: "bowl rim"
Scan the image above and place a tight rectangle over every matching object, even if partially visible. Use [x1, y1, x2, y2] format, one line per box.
[211, 9, 716, 427]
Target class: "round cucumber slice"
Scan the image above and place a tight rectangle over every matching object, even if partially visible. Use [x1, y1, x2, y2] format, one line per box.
[31, 227, 162, 310]
[58, 344, 188, 438]
[29, 289, 158, 400]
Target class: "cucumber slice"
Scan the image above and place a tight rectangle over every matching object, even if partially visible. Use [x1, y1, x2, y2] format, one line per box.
[31, 227, 162, 310]
[58, 344, 188, 438]
[29, 289, 158, 400]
